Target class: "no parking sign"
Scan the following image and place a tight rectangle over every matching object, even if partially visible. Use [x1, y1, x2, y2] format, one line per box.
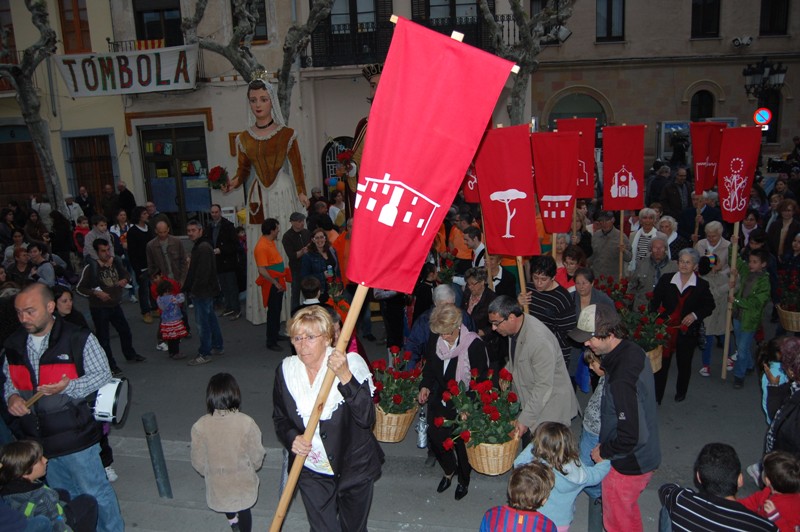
[753, 108, 772, 131]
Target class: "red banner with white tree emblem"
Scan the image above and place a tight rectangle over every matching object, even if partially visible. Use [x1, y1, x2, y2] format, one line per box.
[602, 125, 645, 212]
[347, 18, 514, 293]
[474, 125, 540, 257]
[531, 131, 580, 234]
[690, 122, 727, 194]
[556, 118, 596, 198]
[717, 126, 762, 223]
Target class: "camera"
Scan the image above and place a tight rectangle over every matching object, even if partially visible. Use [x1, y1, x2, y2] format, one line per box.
[732, 36, 752, 47]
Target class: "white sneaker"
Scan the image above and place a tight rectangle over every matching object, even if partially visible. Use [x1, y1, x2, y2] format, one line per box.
[726, 359, 734, 371]
[105, 466, 118, 482]
[156, 342, 168, 351]
[699, 366, 710, 377]
[129, 295, 138, 303]
[730, 351, 738, 361]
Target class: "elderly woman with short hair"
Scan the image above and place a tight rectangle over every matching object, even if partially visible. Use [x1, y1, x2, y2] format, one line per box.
[650, 248, 715, 404]
[418, 303, 488, 501]
[629, 207, 665, 272]
[272, 305, 382, 530]
[658, 215, 690, 261]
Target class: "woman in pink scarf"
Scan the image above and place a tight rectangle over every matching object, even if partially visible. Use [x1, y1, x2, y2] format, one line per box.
[417, 303, 489, 502]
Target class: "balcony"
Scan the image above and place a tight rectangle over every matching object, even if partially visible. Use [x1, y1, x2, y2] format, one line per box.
[306, 14, 521, 69]
[107, 39, 166, 52]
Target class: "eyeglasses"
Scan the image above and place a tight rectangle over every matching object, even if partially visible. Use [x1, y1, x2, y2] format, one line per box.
[489, 317, 507, 327]
[290, 334, 323, 344]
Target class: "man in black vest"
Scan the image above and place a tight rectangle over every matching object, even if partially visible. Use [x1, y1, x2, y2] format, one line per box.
[3, 283, 124, 531]
[206, 204, 241, 320]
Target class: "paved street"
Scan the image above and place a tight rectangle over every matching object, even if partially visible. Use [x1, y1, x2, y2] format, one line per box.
[87, 296, 771, 531]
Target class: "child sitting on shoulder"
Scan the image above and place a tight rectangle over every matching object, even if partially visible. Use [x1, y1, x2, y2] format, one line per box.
[739, 451, 800, 531]
[0, 440, 97, 532]
[513, 422, 611, 531]
[480, 462, 558, 532]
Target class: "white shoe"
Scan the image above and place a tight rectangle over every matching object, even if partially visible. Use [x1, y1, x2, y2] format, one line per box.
[156, 342, 168, 351]
[129, 295, 138, 303]
[726, 359, 734, 372]
[105, 466, 118, 482]
[730, 351, 738, 361]
[699, 366, 710, 377]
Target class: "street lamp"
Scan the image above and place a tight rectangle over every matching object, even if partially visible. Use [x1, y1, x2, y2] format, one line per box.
[742, 57, 788, 100]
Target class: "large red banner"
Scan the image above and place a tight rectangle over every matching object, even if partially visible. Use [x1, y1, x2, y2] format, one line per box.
[531, 131, 580, 234]
[556, 118, 596, 198]
[690, 122, 727, 194]
[474, 125, 540, 257]
[602, 125, 645, 212]
[717, 126, 762, 223]
[347, 18, 513, 293]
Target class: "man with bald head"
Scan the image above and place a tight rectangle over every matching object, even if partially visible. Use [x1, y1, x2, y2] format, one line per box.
[146, 220, 188, 285]
[3, 283, 124, 531]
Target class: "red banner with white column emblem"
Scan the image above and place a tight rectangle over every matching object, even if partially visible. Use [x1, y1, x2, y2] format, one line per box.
[556, 118, 596, 198]
[531, 131, 580, 234]
[602, 125, 645, 212]
[474, 125, 540, 257]
[462, 163, 481, 203]
[690, 122, 727, 194]
[717, 126, 762, 223]
[347, 17, 514, 293]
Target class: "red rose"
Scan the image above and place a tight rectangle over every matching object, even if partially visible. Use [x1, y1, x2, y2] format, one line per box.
[449, 384, 460, 396]
[478, 380, 493, 393]
[614, 301, 624, 310]
[655, 318, 665, 325]
[634, 331, 642, 339]
[389, 345, 400, 354]
[412, 368, 422, 378]
[645, 291, 654, 298]
[507, 392, 518, 403]
[445, 259, 454, 268]
[373, 395, 380, 404]
[480, 393, 493, 404]
[680, 324, 689, 333]
[658, 305, 666, 313]
[641, 316, 649, 324]
[490, 391, 499, 401]
[403, 351, 412, 361]
[470, 368, 479, 377]
[460, 430, 471, 443]
[392, 394, 402, 405]
[374, 381, 384, 392]
[371, 359, 386, 371]
[499, 368, 513, 382]
[469, 380, 478, 390]
[442, 391, 452, 402]
[434, 416, 444, 427]
[625, 293, 634, 301]
[482, 405, 494, 415]
[489, 410, 500, 421]
[442, 438, 455, 451]
[655, 333, 665, 340]
[638, 305, 647, 312]
[486, 369, 494, 378]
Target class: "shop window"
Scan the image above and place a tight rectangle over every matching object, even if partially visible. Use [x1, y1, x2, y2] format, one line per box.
[59, 0, 92, 53]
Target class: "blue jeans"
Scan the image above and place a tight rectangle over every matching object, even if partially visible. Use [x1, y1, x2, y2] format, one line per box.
[733, 319, 756, 379]
[579, 429, 602, 499]
[46, 443, 124, 532]
[194, 297, 223, 356]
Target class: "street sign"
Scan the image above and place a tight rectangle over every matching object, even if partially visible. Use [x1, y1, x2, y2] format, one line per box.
[753, 108, 772, 125]
[761, 125, 769, 131]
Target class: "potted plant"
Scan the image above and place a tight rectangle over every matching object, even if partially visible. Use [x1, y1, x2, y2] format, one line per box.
[370, 346, 423, 442]
[440, 368, 521, 475]
[776, 268, 800, 332]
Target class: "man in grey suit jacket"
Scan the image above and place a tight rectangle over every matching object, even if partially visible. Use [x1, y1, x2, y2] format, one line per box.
[488, 295, 578, 445]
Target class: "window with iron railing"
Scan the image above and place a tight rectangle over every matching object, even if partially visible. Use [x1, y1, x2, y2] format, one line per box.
[307, 0, 393, 68]
[134, 0, 182, 47]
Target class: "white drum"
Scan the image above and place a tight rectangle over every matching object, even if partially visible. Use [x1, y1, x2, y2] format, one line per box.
[93, 378, 130, 424]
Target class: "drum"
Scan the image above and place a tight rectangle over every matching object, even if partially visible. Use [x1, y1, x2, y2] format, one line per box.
[93, 377, 131, 424]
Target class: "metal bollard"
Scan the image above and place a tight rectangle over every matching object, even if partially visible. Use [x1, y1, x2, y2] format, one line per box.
[142, 412, 173, 499]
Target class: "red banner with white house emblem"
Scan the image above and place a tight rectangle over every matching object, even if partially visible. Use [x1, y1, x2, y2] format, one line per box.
[474, 125, 540, 257]
[347, 17, 514, 293]
[556, 118, 596, 198]
[690, 122, 727, 194]
[717, 126, 762, 223]
[531, 131, 580, 234]
[462, 163, 481, 203]
[602, 125, 645, 212]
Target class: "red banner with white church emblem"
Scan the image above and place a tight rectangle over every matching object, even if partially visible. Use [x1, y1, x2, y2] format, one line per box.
[556, 118, 596, 198]
[474, 125, 540, 257]
[717, 126, 762, 223]
[531, 131, 580, 234]
[602, 125, 645, 212]
[347, 17, 514, 293]
[462, 163, 481, 203]
[690, 122, 727, 194]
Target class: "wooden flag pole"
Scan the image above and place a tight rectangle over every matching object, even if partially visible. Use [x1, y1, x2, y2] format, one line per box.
[618, 210, 625, 280]
[516, 256, 529, 314]
[721, 222, 740, 380]
[270, 284, 369, 532]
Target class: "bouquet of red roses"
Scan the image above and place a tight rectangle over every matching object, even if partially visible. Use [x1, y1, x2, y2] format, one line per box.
[208, 166, 229, 190]
[440, 368, 519, 448]
[370, 346, 423, 414]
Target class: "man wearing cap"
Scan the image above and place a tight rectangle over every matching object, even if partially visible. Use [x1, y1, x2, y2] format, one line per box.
[589, 211, 631, 281]
[487, 295, 578, 446]
[568, 303, 660, 532]
[282, 212, 311, 310]
[344, 63, 383, 219]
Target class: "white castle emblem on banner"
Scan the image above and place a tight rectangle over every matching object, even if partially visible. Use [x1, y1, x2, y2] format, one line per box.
[355, 173, 440, 236]
[577, 160, 589, 187]
[721, 157, 748, 213]
[609, 165, 639, 199]
[540, 195, 573, 219]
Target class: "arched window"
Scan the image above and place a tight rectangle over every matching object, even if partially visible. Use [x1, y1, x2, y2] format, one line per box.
[549, 93, 606, 147]
[690, 90, 715, 121]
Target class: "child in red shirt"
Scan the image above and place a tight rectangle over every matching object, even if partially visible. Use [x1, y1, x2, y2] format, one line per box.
[739, 451, 800, 531]
[73, 216, 90, 256]
[150, 270, 189, 351]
